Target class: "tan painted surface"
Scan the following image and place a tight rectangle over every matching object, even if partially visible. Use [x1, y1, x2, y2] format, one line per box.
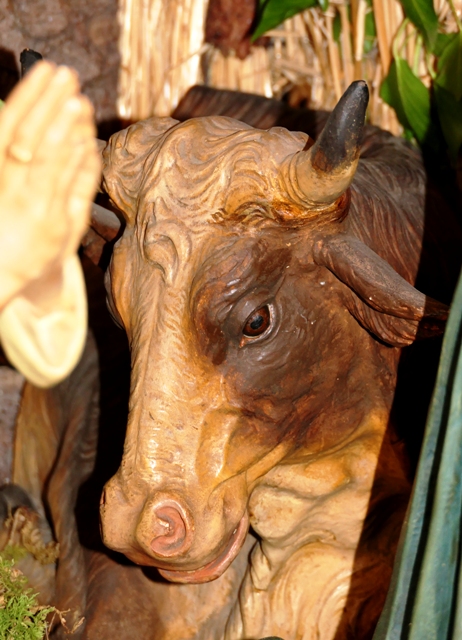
[0, 61, 100, 387]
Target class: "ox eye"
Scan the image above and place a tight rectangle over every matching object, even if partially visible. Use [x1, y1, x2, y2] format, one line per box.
[242, 305, 271, 338]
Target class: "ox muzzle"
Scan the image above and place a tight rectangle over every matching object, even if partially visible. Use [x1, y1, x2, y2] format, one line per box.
[99, 360, 253, 583]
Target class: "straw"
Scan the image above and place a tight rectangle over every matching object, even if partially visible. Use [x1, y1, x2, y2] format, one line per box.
[117, 0, 461, 135]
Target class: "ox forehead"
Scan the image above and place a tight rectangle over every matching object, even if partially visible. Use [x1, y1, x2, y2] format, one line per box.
[102, 82, 365, 227]
[103, 116, 309, 226]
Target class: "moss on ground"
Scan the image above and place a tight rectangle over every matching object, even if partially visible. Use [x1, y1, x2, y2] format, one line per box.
[0, 555, 53, 640]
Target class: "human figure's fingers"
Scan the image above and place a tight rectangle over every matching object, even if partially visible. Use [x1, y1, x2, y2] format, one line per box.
[65, 137, 102, 246]
[3, 66, 81, 169]
[0, 60, 100, 315]
[1, 95, 83, 192]
[38, 95, 99, 236]
[49, 136, 101, 258]
[0, 61, 57, 157]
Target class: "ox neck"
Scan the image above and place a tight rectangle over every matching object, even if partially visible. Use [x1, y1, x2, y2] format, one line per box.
[247, 401, 410, 589]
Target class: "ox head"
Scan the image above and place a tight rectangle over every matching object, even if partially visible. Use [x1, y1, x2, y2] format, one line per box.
[96, 82, 447, 582]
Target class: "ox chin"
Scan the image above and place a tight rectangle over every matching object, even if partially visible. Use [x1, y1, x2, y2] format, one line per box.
[157, 513, 249, 584]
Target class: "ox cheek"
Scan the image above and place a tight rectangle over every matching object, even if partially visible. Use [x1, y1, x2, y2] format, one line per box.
[220, 277, 341, 465]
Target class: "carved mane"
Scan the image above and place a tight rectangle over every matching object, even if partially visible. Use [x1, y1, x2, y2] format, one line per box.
[350, 131, 461, 303]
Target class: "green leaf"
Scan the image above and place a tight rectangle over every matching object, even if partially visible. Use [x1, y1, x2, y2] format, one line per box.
[400, 0, 438, 51]
[317, 0, 329, 11]
[333, 10, 341, 43]
[252, 0, 318, 40]
[436, 30, 462, 101]
[433, 32, 457, 57]
[364, 9, 377, 54]
[365, 8, 376, 39]
[380, 57, 432, 145]
[434, 84, 462, 164]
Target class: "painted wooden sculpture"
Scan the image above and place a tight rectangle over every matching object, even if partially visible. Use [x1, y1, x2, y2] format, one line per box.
[94, 81, 458, 637]
[2, 80, 461, 639]
[0, 60, 100, 388]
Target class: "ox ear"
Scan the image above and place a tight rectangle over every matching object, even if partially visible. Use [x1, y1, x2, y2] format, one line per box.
[81, 201, 123, 269]
[313, 235, 448, 347]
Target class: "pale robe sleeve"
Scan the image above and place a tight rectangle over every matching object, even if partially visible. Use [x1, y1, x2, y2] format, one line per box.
[0, 254, 87, 388]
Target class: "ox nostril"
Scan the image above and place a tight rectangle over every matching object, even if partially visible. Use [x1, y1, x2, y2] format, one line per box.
[149, 501, 192, 558]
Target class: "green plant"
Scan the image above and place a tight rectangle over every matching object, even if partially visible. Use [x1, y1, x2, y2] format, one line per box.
[0, 556, 53, 640]
[0, 545, 28, 566]
[251, 0, 462, 169]
[381, 0, 462, 165]
[253, 0, 325, 41]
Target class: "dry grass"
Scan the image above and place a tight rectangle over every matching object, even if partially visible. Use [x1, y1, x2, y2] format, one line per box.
[117, 0, 462, 134]
[117, 0, 207, 119]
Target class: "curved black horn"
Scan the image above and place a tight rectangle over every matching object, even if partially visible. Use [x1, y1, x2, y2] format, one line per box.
[311, 80, 369, 174]
[285, 81, 369, 211]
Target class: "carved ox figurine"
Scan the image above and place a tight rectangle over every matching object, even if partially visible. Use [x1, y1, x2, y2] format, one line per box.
[88, 81, 456, 639]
